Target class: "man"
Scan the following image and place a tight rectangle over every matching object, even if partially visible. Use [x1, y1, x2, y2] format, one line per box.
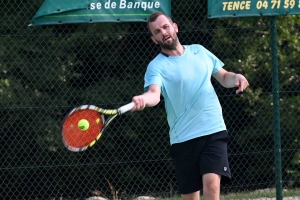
[131, 12, 249, 200]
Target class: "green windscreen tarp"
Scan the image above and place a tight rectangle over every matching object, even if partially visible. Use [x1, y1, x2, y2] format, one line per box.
[30, 0, 171, 26]
[208, 0, 300, 18]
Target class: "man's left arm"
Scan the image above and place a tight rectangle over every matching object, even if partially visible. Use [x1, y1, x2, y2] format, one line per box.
[212, 68, 249, 94]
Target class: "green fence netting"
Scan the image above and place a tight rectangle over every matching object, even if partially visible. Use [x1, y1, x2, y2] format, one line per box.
[0, 0, 299, 199]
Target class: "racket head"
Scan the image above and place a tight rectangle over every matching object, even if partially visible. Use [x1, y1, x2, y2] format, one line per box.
[61, 105, 105, 152]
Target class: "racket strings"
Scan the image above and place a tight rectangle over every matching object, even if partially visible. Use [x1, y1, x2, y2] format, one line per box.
[62, 109, 104, 151]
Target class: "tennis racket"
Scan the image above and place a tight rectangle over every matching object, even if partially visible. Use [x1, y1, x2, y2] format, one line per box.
[61, 102, 135, 152]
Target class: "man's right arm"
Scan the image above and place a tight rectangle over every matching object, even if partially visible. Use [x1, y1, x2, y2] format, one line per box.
[131, 84, 161, 111]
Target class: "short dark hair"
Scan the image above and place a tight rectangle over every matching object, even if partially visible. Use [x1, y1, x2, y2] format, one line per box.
[147, 12, 173, 35]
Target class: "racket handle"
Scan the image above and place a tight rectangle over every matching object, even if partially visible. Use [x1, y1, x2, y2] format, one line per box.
[118, 102, 135, 114]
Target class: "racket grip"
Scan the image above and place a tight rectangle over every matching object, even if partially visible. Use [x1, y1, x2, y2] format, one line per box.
[118, 102, 135, 114]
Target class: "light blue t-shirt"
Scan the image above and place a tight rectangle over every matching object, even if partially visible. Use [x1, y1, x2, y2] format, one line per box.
[144, 44, 227, 145]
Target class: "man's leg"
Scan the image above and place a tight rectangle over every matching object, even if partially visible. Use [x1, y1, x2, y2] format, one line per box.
[181, 191, 200, 200]
[180, 173, 221, 200]
[202, 173, 221, 200]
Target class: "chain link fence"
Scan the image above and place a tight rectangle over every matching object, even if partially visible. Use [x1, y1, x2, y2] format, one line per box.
[1, 0, 300, 199]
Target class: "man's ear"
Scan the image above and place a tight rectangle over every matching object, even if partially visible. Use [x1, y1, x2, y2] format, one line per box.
[173, 23, 179, 33]
[151, 36, 158, 44]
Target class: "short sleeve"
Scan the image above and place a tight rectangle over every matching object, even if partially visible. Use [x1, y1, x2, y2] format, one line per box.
[201, 46, 224, 74]
[144, 62, 163, 92]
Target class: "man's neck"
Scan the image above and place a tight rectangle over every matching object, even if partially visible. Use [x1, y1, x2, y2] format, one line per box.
[161, 44, 185, 57]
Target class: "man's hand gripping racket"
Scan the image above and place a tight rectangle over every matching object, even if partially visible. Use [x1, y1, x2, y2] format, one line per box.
[61, 102, 135, 152]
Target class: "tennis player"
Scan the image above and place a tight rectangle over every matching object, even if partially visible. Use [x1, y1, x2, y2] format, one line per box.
[131, 12, 249, 200]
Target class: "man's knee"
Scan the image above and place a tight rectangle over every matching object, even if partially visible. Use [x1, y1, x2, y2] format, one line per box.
[203, 181, 219, 194]
[202, 173, 221, 197]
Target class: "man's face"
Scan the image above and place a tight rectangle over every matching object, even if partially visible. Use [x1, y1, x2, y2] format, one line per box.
[149, 15, 179, 50]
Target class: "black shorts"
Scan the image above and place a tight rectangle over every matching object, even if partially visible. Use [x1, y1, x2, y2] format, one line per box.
[169, 130, 231, 194]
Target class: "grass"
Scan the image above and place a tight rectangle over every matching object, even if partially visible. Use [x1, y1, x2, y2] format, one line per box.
[151, 188, 300, 200]
[221, 188, 300, 200]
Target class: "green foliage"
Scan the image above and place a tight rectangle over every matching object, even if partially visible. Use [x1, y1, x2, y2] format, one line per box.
[210, 15, 300, 189]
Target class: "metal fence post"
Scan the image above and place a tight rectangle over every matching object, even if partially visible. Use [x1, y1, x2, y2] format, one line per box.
[270, 16, 283, 200]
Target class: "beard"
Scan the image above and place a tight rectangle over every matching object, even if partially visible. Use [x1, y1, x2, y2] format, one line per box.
[155, 33, 178, 50]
